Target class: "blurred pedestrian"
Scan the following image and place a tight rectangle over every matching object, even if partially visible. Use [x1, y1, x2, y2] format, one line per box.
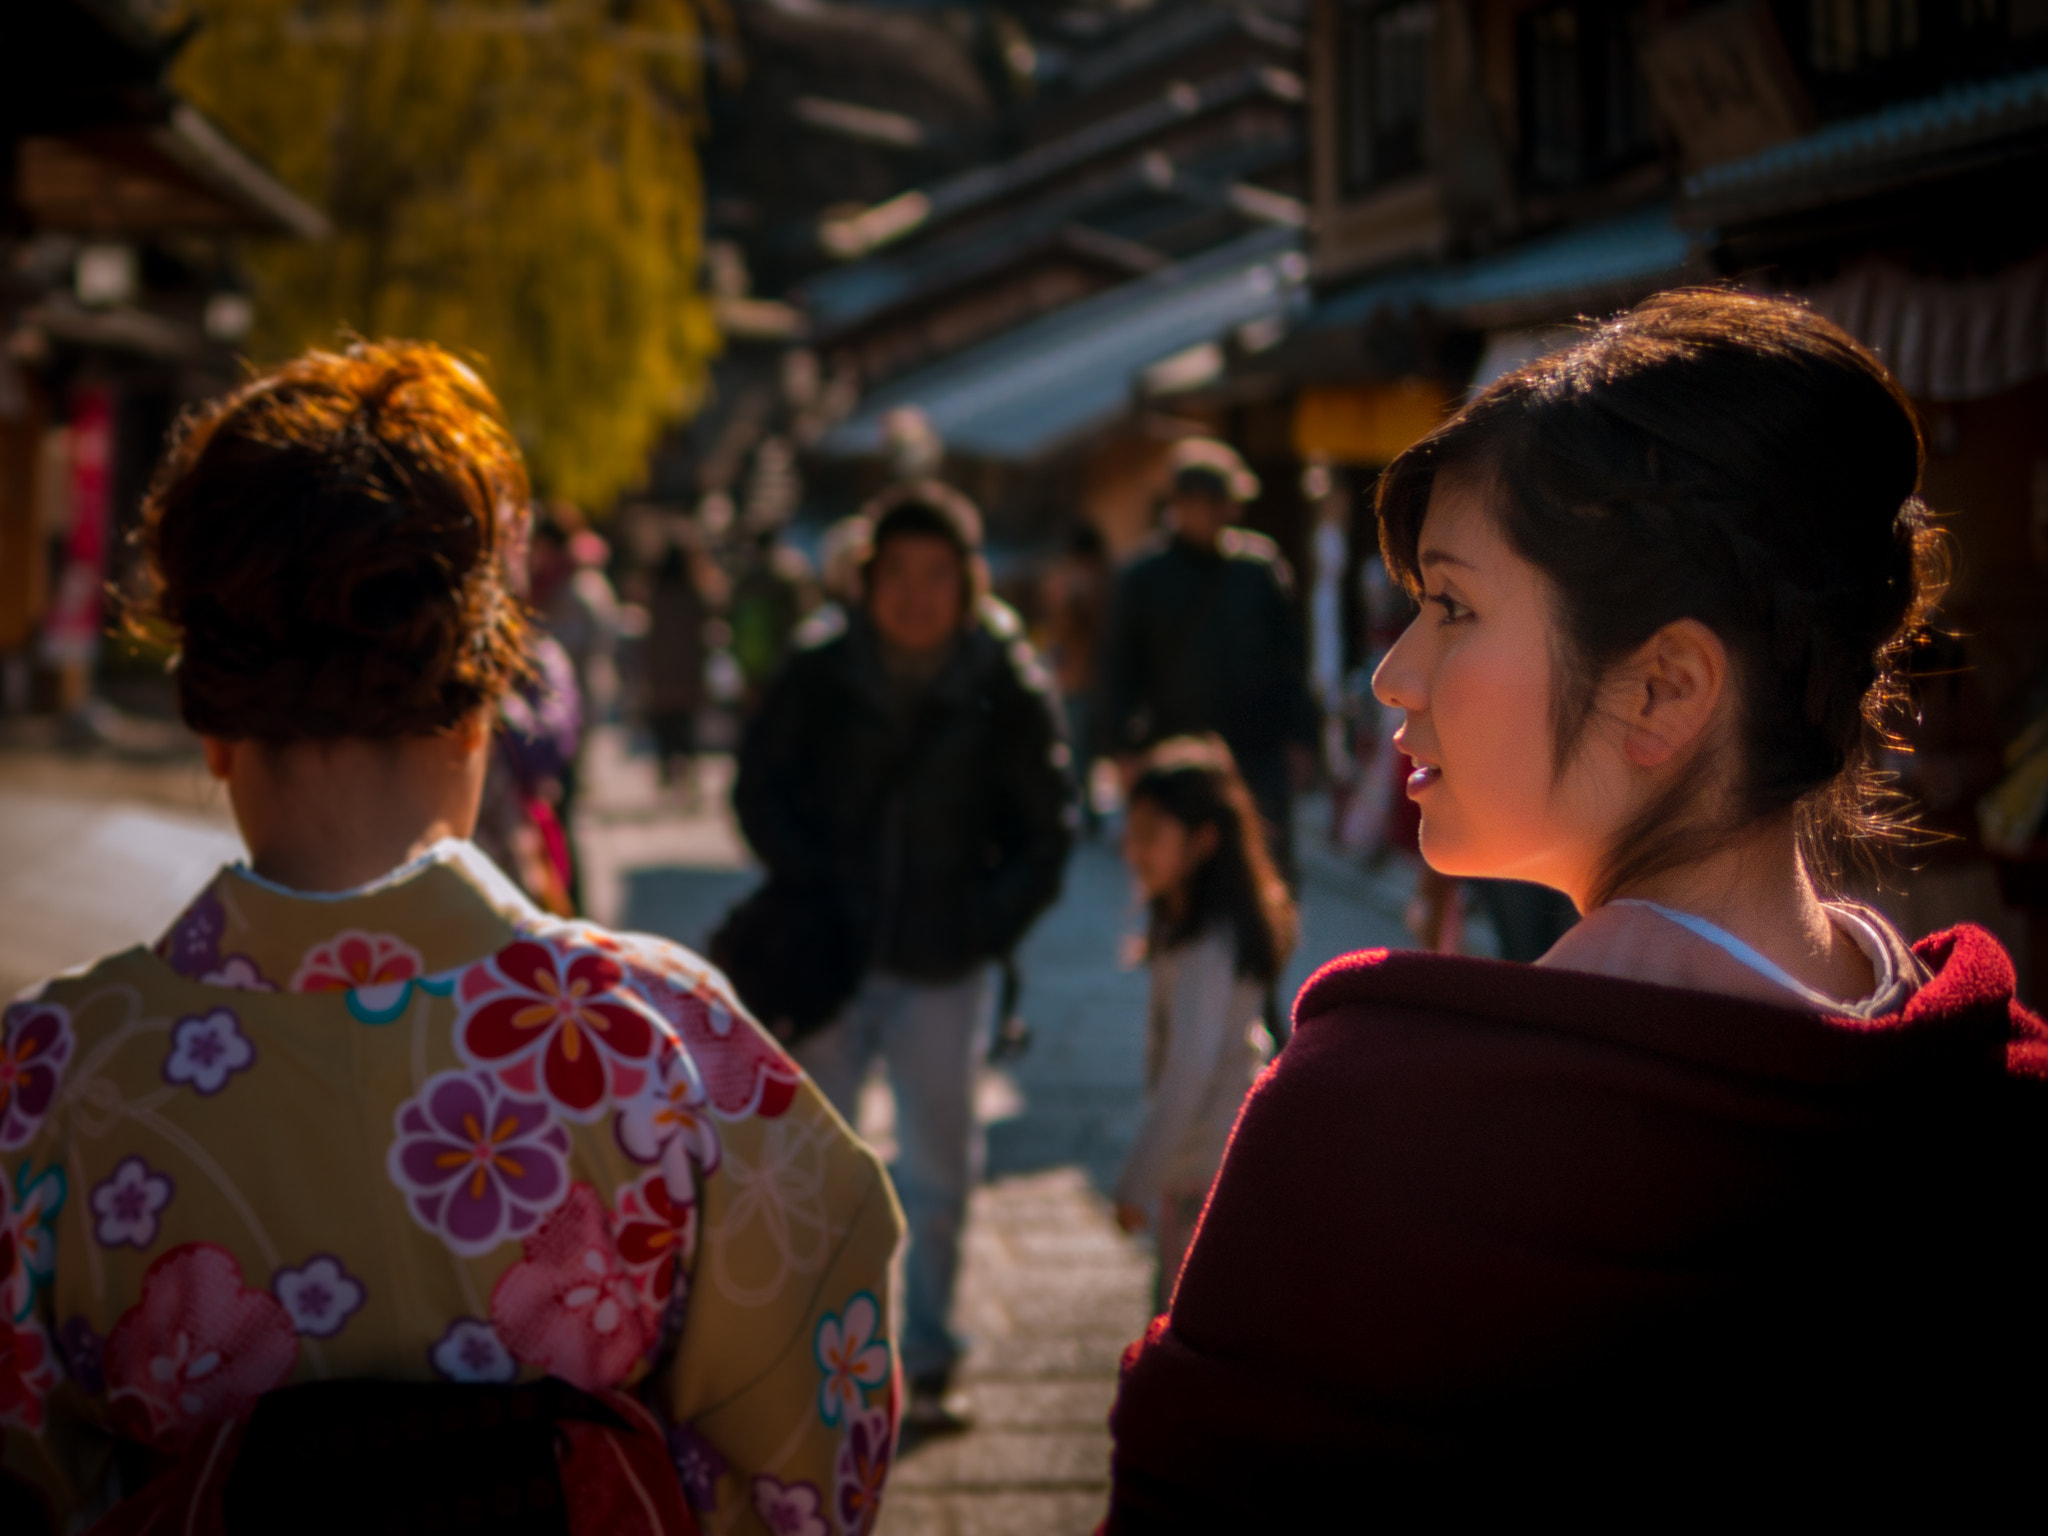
[529, 501, 621, 740]
[1105, 292, 2048, 1524]
[1100, 438, 1315, 884]
[1041, 521, 1112, 836]
[1111, 737, 1295, 1312]
[729, 525, 814, 714]
[732, 482, 1073, 1435]
[473, 626, 581, 915]
[643, 519, 710, 801]
[1, 340, 902, 1533]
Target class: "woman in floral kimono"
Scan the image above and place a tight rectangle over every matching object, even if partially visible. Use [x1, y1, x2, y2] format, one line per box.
[0, 342, 903, 1535]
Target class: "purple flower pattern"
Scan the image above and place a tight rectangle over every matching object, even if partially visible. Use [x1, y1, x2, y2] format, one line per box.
[668, 1423, 729, 1511]
[89, 1156, 173, 1250]
[429, 1317, 516, 1383]
[387, 1071, 570, 1257]
[752, 1475, 828, 1536]
[158, 890, 225, 980]
[272, 1255, 366, 1339]
[162, 1009, 255, 1096]
[0, 1000, 73, 1151]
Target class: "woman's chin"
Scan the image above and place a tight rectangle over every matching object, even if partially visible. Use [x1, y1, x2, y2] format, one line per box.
[1417, 829, 1493, 881]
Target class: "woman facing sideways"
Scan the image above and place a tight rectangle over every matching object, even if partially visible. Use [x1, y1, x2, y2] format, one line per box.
[0, 343, 902, 1536]
[1104, 290, 2048, 1525]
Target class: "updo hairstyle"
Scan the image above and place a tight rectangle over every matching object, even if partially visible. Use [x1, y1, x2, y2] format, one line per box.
[133, 340, 533, 741]
[1377, 288, 1945, 899]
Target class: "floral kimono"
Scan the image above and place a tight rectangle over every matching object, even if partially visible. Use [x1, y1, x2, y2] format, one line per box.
[0, 841, 903, 1535]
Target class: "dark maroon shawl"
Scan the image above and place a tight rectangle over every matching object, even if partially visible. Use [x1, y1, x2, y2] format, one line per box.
[1105, 926, 2048, 1525]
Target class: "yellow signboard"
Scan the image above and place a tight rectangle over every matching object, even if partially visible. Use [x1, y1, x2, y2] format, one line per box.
[1292, 380, 1450, 466]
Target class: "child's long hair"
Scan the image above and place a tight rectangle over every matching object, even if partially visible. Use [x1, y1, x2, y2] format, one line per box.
[1130, 736, 1298, 983]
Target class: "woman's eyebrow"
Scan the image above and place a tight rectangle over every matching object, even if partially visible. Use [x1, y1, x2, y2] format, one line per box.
[1418, 548, 1476, 571]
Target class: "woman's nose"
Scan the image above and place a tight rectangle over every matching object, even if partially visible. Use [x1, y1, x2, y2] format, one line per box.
[1372, 618, 1426, 712]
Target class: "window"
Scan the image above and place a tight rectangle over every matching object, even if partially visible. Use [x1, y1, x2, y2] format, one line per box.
[1338, 0, 1435, 195]
[1518, 1, 1656, 190]
[1782, 1, 2038, 114]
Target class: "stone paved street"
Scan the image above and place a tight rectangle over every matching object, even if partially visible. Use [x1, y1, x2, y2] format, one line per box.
[0, 726, 1411, 1533]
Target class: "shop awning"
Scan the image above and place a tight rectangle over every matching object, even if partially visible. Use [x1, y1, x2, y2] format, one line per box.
[1307, 203, 1700, 336]
[1794, 250, 2048, 403]
[821, 226, 1307, 462]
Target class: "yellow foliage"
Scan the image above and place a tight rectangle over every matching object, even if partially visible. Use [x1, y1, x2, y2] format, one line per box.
[173, 0, 721, 508]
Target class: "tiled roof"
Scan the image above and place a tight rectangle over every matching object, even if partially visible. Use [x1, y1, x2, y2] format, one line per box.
[821, 226, 1306, 462]
[1308, 203, 1697, 333]
[1683, 65, 2048, 212]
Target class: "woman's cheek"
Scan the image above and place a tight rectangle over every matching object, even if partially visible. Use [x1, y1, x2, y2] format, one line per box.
[1431, 636, 1555, 869]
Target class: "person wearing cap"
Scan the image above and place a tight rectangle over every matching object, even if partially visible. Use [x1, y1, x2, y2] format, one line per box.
[1100, 438, 1316, 884]
[733, 481, 1075, 1433]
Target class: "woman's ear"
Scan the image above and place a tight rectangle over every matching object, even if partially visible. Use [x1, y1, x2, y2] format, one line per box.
[1189, 821, 1223, 865]
[1620, 619, 1728, 770]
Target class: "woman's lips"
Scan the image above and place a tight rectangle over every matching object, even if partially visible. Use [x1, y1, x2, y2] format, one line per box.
[1406, 762, 1442, 796]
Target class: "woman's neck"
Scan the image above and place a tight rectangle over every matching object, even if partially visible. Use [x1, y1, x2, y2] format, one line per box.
[213, 729, 488, 895]
[1553, 815, 1875, 1002]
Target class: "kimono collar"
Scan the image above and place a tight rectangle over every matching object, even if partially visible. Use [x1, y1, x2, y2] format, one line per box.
[154, 839, 546, 997]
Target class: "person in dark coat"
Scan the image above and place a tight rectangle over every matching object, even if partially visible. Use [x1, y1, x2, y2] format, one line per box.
[1102, 292, 2048, 1525]
[734, 482, 1074, 1431]
[1099, 439, 1314, 881]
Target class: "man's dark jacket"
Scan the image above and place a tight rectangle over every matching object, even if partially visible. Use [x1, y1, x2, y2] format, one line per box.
[734, 601, 1074, 982]
[1099, 529, 1314, 772]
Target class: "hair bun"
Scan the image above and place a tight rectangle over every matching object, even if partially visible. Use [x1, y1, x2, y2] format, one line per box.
[133, 342, 532, 741]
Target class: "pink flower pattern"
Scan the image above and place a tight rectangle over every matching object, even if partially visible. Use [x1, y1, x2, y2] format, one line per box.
[90, 1155, 174, 1251]
[490, 1182, 652, 1392]
[0, 999, 73, 1150]
[103, 1243, 299, 1451]
[291, 931, 437, 1024]
[290, 930, 425, 994]
[387, 1071, 570, 1257]
[635, 969, 801, 1122]
[814, 1292, 891, 1428]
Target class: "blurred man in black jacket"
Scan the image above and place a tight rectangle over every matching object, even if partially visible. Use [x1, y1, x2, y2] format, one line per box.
[734, 483, 1073, 1430]
[1100, 439, 1315, 882]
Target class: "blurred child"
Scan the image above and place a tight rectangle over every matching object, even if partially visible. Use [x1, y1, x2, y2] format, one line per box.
[1113, 735, 1298, 1310]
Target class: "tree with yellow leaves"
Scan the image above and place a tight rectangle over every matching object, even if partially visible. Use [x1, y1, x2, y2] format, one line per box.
[173, 0, 721, 507]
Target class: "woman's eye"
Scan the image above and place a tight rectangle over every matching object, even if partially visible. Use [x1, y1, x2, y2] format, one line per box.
[1429, 593, 1471, 624]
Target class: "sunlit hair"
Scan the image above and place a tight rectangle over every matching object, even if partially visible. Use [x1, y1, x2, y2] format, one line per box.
[1129, 734, 1298, 983]
[130, 339, 533, 741]
[1376, 288, 1947, 903]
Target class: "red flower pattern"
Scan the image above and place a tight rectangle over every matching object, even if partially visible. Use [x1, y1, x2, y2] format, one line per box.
[491, 1183, 653, 1391]
[459, 940, 659, 1118]
[0, 1316, 57, 1431]
[613, 1169, 698, 1320]
[102, 1243, 299, 1450]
